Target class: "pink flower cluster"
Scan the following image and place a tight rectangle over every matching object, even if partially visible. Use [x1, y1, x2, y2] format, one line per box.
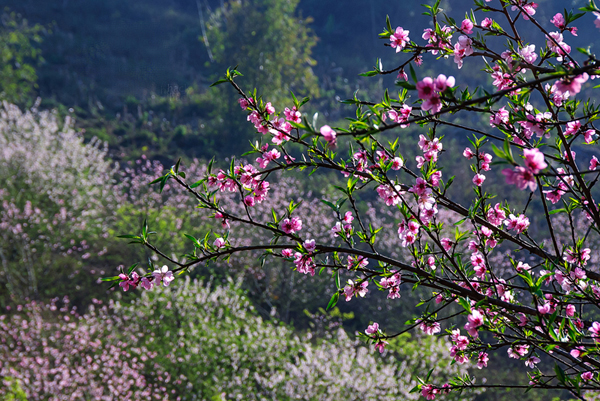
[453, 35, 473, 69]
[343, 279, 369, 301]
[416, 75, 455, 113]
[422, 25, 453, 55]
[119, 265, 174, 292]
[243, 98, 300, 145]
[449, 329, 470, 364]
[379, 271, 402, 299]
[390, 26, 410, 52]
[332, 211, 354, 238]
[502, 148, 547, 191]
[207, 163, 271, 207]
[387, 104, 412, 128]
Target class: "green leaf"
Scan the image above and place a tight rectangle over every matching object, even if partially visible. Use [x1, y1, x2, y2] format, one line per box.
[326, 292, 339, 311]
[491, 143, 506, 159]
[127, 263, 138, 275]
[425, 368, 434, 382]
[299, 96, 311, 108]
[395, 81, 416, 90]
[320, 199, 337, 211]
[554, 364, 567, 385]
[209, 78, 228, 87]
[409, 63, 418, 83]
[457, 297, 471, 312]
[100, 276, 121, 282]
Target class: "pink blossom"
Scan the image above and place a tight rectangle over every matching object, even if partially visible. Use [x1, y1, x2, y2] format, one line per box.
[119, 272, 141, 292]
[440, 238, 453, 252]
[490, 107, 510, 127]
[590, 156, 599, 170]
[546, 32, 571, 61]
[453, 35, 473, 69]
[434, 74, 455, 92]
[390, 26, 410, 52]
[294, 252, 315, 276]
[537, 302, 551, 314]
[320, 125, 337, 146]
[462, 147, 474, 159]
[265, 102, 275, 115]
[365, 322, 379, 335]
[284, 106, 301, 123]
[565, 120, 581, 136]
[388, 104, 412, 127]
[213, 237, 226, 249]
[486, 203, 506, 227]
[595, 12, 600, 29]
[140, 277, 154, 290]
[502, 166, 537, 191]
[519, 45, 537, 64]
[214, 211, 230, 229]
[152, 265, 174, 287]
[417, 77, 435, 100]
[555, 73, 589, 96]
[429, 170, 442, 186]
[525, 356, 540, 368]
[570, 346, 585, 358]
[303, 239, 316, 253]
[374, 340, 388, 353]
[507, 344, 529, 359]
[422, 95, 442, 113]
[390, 157, 404, 170]
[461, 19, 474, 34]
[519, 313, 528, 327]
[344, 279, 369, 301]
[468, 310, 484, 328]
[523, 148, 547, 173]
[281, 217, 303, 234]
[512, 1, 537, 19]
[481, 18, 493, 28]
[582, 372, 594, 381]
[551, 13, 565, 29]
[377, 184, 404, 206]
[421, 384, 438, 400]
[584, 129, 596, 144]
[505, 214, 530, 233]
[238, 98, 250, 109]
[477, 352, 489, 369]
[590, 321, 600, 339]
[566, 304, 576, 317]
[347, 255, 369, 269]
[243, 195, 256, 207]
[472, 174, 486, 186]
[435, 293, 444, 304]
[419, 320, 441, 335]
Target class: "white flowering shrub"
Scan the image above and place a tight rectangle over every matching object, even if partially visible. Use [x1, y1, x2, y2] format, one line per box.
[0, 101, 117, 301]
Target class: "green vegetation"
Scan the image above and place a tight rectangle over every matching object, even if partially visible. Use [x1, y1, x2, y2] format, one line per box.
[0, 10, 46, 105]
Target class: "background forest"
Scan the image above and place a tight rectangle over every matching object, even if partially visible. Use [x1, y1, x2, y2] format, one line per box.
[0, 0, 598, 399]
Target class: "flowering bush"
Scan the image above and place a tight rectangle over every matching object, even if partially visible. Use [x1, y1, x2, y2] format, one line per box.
[109, 0, 600, 398]
[0, 279, 468, 400]
[0, 100, 116, 303]
[0, 297, 172, 400]
[114, 277, 471, 400]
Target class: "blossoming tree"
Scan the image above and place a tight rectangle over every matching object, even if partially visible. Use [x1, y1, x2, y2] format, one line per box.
[107, 0, 600, 398]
